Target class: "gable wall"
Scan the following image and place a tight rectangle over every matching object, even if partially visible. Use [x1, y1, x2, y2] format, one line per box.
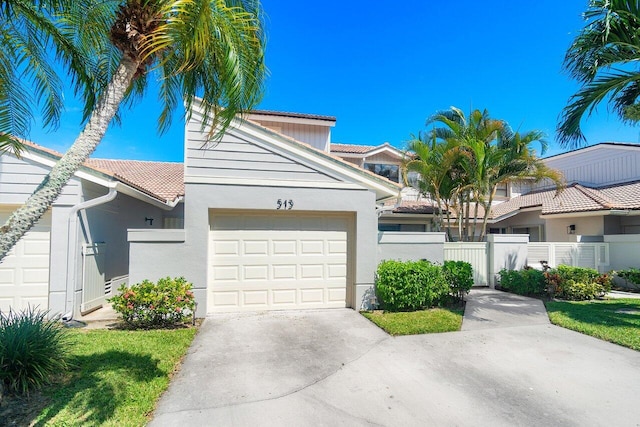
[0, 154, 81, 205]
[249, 119, 330, 152]
[185, 118, 338, 183]
[541, 146, 640, 187]
[363, 152, 401, 165]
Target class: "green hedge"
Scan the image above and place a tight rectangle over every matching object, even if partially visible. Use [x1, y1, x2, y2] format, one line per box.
[499, 265, 612, 301]
[498, 268, 546, 296]
[443, 261, 474, 302]
[375, 260, 472, 311]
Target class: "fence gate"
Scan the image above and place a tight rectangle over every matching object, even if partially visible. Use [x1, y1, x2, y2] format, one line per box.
[527, 242, 609, 272]
[81, 243, 107, 314]
[444, 242, 489, 286]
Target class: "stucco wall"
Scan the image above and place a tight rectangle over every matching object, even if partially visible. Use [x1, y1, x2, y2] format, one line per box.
[377, 232, 445, 263]
[546, 216, 604, 242]
[604, 234, 640, 270]
[188, 184, 377, 314]
[488, 234, 529, 287]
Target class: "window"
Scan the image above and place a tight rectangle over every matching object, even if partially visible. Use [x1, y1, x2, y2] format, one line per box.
[364, 163, 399, 182]
[378, 224, 401, 232]
[495, 183, 508, 197]
[406, 171, 421, 187]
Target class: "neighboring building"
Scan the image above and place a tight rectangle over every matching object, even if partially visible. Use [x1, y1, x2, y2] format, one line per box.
[489, 143, 640, 242]
[0, 142, 183, 316]
[331, 141, 640, 242]
[329, 143, 436, 232]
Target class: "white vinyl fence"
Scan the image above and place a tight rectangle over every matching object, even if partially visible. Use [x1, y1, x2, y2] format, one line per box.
[444, 242, 488, 286]
[527, 242, 609, 272]
[81, 243, 107, 313]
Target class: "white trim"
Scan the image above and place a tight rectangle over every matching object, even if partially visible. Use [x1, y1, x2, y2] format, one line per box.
[128, 229, 186, 242]
[246, 114, 336, 127]
[541, 209, 611, 219]
[543, 143, 640, 162]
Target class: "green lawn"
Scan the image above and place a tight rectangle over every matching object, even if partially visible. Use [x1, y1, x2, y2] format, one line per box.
[361, 308, 463, 335]
[29, 327, 197, 426]
[545, 298, 640, 351]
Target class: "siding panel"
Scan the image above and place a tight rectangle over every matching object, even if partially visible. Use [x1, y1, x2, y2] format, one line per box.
[0, 155, 81, 205]
[542, 146, 640, 187]
[185, 119, 338, 183]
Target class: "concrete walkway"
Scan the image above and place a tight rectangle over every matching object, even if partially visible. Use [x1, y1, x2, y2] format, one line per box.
[150, 290, 640, 426]
[462, 288, 550, 330]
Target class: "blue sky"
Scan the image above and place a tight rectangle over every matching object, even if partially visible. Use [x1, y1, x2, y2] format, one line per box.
[30, 0, 640, 162]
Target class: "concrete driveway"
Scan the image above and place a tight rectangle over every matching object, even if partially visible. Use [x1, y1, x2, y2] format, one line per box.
[151, 293, 640, 426]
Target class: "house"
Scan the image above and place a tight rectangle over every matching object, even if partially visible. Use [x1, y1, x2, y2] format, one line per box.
[0, 107, 400, 317]
[489, 143, 640, 242]
[329, 143, 437, 232]
[330, 141, 640, 243]
[0, 142, 184, 316]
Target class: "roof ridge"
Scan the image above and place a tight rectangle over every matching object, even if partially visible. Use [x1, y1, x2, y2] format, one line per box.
[574, 184, 614, 209]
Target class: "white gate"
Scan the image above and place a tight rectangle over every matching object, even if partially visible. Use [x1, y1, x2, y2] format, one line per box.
[81, 243, 107, 313]
[444, 242, 488, 286]
[527, 242, 609, 272]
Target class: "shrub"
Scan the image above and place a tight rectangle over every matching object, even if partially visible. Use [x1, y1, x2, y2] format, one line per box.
[498, 268, 546, 296]
[443, 261, 474, 302]
[109, 277, 196, 328]
[545, 265, 610, 300]
[617, 268, 640, 285]
[375, 260, 449, 311]
[0, 307, 69, 395]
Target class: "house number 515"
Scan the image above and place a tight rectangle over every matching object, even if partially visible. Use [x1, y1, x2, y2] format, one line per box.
[277, 199, 294, 210]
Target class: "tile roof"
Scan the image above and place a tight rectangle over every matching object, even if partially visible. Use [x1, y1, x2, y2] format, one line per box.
[248, 109, 336, 122]
[330, 143, 379, 154]
[19, 140, 183, 203]
[86, 159, 184, 202]
[490, 180, 640, 219]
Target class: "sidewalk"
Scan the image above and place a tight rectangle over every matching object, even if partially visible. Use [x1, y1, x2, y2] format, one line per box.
[462, 287, 550, 331]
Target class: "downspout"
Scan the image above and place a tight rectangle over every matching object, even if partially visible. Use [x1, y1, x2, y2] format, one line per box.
[62, 187, 118, 321]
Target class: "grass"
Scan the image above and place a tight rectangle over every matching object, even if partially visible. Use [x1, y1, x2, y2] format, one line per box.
[15, 327, 197, 426]
[361, 308, 464, 335]
[545, 298, 640, 351]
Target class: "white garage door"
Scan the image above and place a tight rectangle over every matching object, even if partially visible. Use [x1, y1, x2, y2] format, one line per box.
[208, 213, 350, 312]
[0, 208, 51, 312]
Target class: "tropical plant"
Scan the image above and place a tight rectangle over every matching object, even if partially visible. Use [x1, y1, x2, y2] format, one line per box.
[404, 107, 563, 241]
[0, 307, 69, 395]
[109, 276, 196, 328]
[0, 0, 96, 155]
[558, 0, 640, 147]
[0, 0, 266, 262]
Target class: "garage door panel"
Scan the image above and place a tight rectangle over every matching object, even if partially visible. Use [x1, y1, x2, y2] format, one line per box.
[212, 241, 240, 255]
[209, 214, 349, 312]
[0, 210, 50, 312]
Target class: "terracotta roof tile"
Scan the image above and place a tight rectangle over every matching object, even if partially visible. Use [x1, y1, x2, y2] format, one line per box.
[86, 159, 183, 202]
[19, 140, 183, 203]
[491, 180, 640, 219]
[330, 143, 379, 154]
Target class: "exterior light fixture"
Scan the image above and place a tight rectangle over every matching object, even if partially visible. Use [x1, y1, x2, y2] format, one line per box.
[567, 224, 576, 234]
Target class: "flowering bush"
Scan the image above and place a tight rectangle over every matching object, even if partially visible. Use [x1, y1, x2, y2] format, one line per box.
[109, 277, 196, 328]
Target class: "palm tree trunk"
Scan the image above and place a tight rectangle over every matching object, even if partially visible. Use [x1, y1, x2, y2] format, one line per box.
[0, 57, 139, 261]
[472, 193, 480, 242]
[479, 186, 498, 242]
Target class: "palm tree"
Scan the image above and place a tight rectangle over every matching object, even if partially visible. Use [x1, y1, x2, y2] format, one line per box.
[407, 107, 564, 241]
[477, 127, 564, 241]
[558, 0, 640, 147]
[0, 0, 96, 155]
[403, 134, 458, 240]
[0, 0, 266, 261]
